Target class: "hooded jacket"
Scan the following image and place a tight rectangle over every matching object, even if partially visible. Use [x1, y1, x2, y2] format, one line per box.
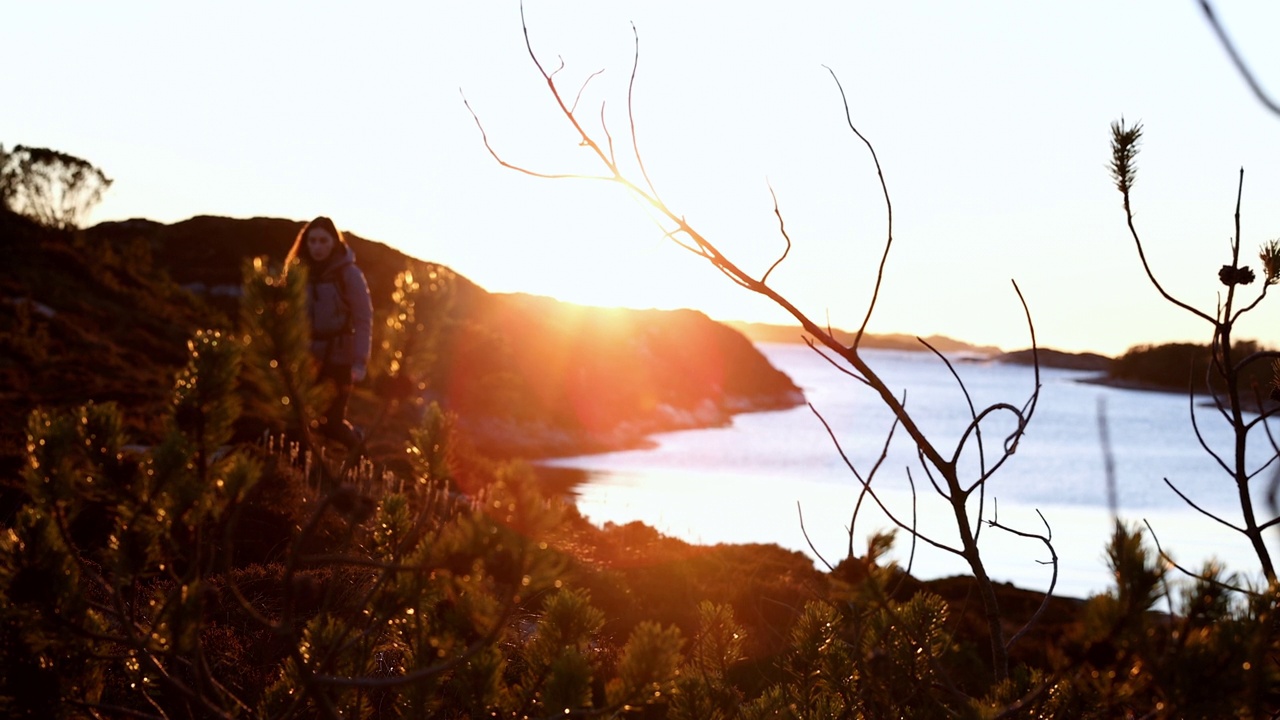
[307, 243, 373, 373]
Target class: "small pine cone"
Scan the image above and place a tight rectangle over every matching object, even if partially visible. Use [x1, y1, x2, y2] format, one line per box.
[1219, 265, 1256, 286]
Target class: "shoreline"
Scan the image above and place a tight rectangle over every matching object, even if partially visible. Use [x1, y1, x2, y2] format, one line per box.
[1075, 373, 1276, 415]
[465, 388, 807, 461]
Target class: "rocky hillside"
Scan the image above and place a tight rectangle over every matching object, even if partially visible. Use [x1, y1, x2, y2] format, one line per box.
[0, 211, 217, 471]
[0, 213, 803, 473]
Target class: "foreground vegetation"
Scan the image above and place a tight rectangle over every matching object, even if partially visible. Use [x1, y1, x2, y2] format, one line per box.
[0, 171, 1279, 720]
[4, 299, 1280, 717]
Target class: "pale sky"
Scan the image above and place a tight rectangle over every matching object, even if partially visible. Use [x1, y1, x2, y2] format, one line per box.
[7, 1, 1280, 356]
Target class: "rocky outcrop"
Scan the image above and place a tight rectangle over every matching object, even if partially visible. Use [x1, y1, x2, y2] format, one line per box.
[83, 216, 803, 458]
[438, 293, 804, 456]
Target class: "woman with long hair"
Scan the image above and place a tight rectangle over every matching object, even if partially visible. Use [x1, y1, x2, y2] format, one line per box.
[283, 216, 373, 447]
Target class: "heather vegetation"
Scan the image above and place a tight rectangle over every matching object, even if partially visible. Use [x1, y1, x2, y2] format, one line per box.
[2, 253, 1278, 716]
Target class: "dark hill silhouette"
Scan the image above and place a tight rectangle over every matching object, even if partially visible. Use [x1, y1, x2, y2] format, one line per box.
[2, 214, 802, 469]
[0, 210, 218, 478]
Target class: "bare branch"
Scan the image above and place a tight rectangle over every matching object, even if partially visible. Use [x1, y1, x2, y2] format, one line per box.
[823, 66, 894, 350]
[903, 468, 922, 577]
[990, 509, 1059, 651]
[570, 69, 606, 115]
[1244, 393, 1280, 455]
[803, 335, 871, 387]
[917, 446, 950, 501]
[1232, 349, 1280, 376]
[798, 502, 836, 572]
[1163, 477, 1243, 532]
[849, 403, 903, 559]
[1245, 452, 1279, 482]
[962, 281, 1042, 495]
[1011, 279, 1043, 423]
[600, 101, 617, 166]
[1221, 168, 1246, 322]
[1187, 378, 1233, 474]
[310, 631, 505, 690]
[1207, 332, 1233, 424]
[1143, 518, 1258, 596]
[462, 93, 616, 183]
[487, 13, 1042, 680]
[1198, 0, 1280, 118]
[626, 22, 663, 204]
[956, 404, 1028, 495]
[67, 700, 165, 720]
[1110, 121, 1217, 325]
[762, 182, 793, 284]
[661, 224, 712, 259]
[1231, 280, 1270, 319]
[810, 403, 962, 558]
[919, 336, 986, 476]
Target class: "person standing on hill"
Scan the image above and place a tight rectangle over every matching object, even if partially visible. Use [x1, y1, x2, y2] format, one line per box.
[283, 216, 374, 447]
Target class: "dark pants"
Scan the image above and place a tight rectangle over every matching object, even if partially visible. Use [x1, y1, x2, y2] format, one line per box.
[317, 362, 359, 447]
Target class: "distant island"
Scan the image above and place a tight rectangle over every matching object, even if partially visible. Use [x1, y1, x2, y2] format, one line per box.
[725, 320, 1118, 373]
[724, 320, 1002, 355]
[992, 347, 1112, 372]
[726, 320, 1275, 400]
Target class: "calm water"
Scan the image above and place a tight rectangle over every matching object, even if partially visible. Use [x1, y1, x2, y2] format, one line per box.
[540, 343, 1280, 599]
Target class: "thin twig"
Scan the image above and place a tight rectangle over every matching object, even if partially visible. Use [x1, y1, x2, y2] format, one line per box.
[823, 66, 894, 350]
[811, 405, 961, 557]
[903, 468, 921, 578]
[803, 335, 871, 386]
[570, 69, 606, 115]
[1198, 0, 1280, 117]
[849, 407, 903, 559]
[625, 22, 662, 203]
[1143, 518, 1257, 596]
[919, 337, 988, 500]
[798, 502, 836, 572]
[762, 183, 793, 284]
[1116, 145, 1216, 324]
[1163, 477, 1243, 532]
[1187, 371, 1232, 473]
[990, 509, 1058, 650]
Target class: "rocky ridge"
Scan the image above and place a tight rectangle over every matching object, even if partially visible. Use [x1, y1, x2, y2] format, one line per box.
[1, 213, 803, 468]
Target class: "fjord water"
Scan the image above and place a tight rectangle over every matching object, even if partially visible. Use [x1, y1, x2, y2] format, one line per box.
[541, 342, 1279, 599]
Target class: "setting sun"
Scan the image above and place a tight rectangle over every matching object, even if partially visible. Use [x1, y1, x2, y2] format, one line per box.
[9, 3, 1280, 356]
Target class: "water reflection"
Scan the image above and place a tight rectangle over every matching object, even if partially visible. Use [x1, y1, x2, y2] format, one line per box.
[541, 343, 1280, 599]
